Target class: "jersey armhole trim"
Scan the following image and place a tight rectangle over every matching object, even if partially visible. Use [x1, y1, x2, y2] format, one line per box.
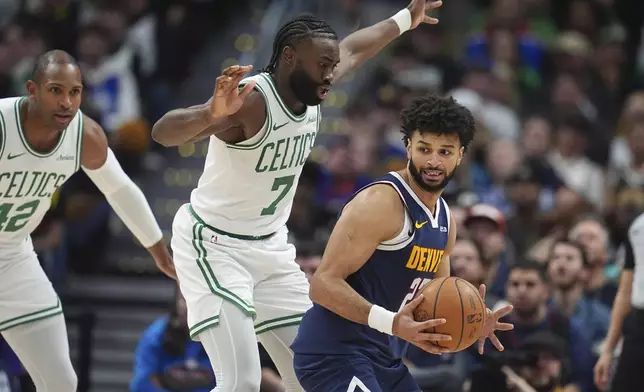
[375, 181, 415, 251]
[74, 112, 84, 172]
[225, 82, 272, 151]
[0, 110, 5, 160]
[442, 198, 451, 235]
[340, 180, 415, 251]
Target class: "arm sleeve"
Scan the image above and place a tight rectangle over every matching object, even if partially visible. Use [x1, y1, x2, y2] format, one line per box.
[82, 148, 163, 247]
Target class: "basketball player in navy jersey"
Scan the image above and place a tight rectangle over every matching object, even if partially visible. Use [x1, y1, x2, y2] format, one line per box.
[291, 95, 514, 392]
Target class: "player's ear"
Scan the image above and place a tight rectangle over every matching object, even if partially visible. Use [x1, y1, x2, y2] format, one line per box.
[456, 146, 464, 165]
[282, 46, 296, 66]
[25, 80, 37, 97]
[406, 137, 412, 160]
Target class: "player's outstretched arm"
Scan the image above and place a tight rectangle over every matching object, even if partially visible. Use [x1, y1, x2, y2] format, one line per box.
[152, 65, 266, 147]
[80, 115, 176, 279]
[334, 0, 442, 81]
[310, 184, 450, 354]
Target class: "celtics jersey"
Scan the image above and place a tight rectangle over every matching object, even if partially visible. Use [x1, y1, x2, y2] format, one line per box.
[190, 72, 320, 237]
[0, 97, 83, 249]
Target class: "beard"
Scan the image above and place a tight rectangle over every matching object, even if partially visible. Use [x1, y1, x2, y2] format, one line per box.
[408, 160, 456, 192]
[288, 64, 328, 106]
[554, 278, 577, 291]
[515, 305, 539, 320]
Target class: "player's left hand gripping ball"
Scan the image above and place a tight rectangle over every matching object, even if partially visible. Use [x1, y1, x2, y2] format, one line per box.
[476, 284, 514, 354]
[408, 0, 442, 28]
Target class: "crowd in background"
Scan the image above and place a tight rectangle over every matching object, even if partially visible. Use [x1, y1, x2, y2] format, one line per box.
[2, 0, 644, 391]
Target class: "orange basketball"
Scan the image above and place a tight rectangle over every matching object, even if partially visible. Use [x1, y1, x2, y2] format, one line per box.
[412, 277, 487, 352]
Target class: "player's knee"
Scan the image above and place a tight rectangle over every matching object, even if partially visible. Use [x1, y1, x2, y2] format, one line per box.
[217, 370, 261, 392]
[239, 371, 262, 392]
[37, 365, 77, 392]
[58, 368, 78, 392]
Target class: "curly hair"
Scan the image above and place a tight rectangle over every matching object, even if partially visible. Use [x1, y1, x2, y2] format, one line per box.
[400, 95, 476, 149]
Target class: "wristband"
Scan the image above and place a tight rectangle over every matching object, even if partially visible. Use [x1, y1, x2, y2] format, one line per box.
[390, 8, 412, 35]
[368, 305, 396, 335]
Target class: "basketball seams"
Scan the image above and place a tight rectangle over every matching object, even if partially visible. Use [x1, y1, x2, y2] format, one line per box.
[431, 278, 450, 347]
[462, 279, 488, 332]
[454, 279, 466, 350]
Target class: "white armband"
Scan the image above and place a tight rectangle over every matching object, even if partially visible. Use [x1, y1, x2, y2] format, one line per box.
[391, 8, 412, 36]
[82, 148, 163, 248]
[368, 305, 396, 335]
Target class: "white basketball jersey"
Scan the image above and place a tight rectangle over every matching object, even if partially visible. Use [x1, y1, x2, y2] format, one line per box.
[190, 72, 320, 237]
[0, 97, 83, 249]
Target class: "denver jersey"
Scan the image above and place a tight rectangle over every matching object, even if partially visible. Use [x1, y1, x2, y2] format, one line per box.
[291, 172, 451, 364]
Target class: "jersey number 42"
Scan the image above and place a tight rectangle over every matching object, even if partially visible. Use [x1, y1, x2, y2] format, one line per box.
[0, 200, 41, 233]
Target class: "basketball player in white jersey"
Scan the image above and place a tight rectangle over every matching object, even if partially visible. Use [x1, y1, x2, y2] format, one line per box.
[152, 1, 442, 390]
[0, 50, 175, 391]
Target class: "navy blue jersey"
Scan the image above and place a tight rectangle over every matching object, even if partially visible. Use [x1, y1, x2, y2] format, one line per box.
[291, 172, 451, 365]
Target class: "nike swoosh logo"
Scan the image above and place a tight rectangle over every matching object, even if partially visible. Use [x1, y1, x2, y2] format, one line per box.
[415, 221, 428, 229]
[7, 153, 25, 160]
[273, 122, 288, 131]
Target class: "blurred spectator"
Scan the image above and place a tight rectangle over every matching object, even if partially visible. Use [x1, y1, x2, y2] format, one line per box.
[568, 217, 619, 307]
[547, 114, 604, 210]
[475, 139, 522, 213]
[501, 261, 594, 392]
[546, 239, 610, 353]
[504, 160, 548, 257]
[287, 162, 335, 252]
[464, 204, 512, 298]
[520, 114, 553, 160]
[314, 135, 371, 213]
[0, 337, 28, 392]
[131, 291, 215, 392]
[503, 332, 569, 392]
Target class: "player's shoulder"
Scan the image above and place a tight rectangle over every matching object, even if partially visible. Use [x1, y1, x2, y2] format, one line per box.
[0, 96, 21, 112]
[233, 73, 267, 118]
[344, 183, 404, 217]
[79, 112, 102, 137]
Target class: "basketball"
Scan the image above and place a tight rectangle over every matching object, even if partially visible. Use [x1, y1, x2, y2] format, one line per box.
[413, 277, 487, 352]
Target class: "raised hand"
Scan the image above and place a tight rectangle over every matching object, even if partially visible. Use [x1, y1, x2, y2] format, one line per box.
[210, 65, 256, 119]
[407, 0, 443, 29]
[477, 284, 514, 354]
[393, 294, 451, 355]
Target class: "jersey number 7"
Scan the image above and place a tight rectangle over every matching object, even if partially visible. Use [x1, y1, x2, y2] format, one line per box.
[260, 175, 295, 216]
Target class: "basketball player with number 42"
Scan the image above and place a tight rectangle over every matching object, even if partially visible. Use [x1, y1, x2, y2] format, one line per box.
[291, 95, 514, 392]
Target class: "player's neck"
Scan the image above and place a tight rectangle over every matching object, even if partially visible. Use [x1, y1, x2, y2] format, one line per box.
[21, 100, 59, 142]
[400, 169, 441, 213]
[271, 71, 306, 114]
[553, 285, 583, 316]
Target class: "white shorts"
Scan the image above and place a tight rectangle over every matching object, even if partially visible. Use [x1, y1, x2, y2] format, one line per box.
[171, 204, 312, 340]
[0, 238, 62, 333]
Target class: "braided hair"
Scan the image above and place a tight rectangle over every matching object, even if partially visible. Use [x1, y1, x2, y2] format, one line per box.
[261, 14, 337, 74]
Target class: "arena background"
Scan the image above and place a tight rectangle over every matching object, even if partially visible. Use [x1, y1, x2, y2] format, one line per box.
[1, 0, 643, 391]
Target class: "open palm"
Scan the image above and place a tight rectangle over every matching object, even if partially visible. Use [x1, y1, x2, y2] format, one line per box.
[407, 0, 442, 28]
[477, 284, 514, 354]
[210, 65, 256, 119]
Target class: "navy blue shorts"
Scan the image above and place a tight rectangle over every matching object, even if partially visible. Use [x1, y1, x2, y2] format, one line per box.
[293, 353, 421, 392]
